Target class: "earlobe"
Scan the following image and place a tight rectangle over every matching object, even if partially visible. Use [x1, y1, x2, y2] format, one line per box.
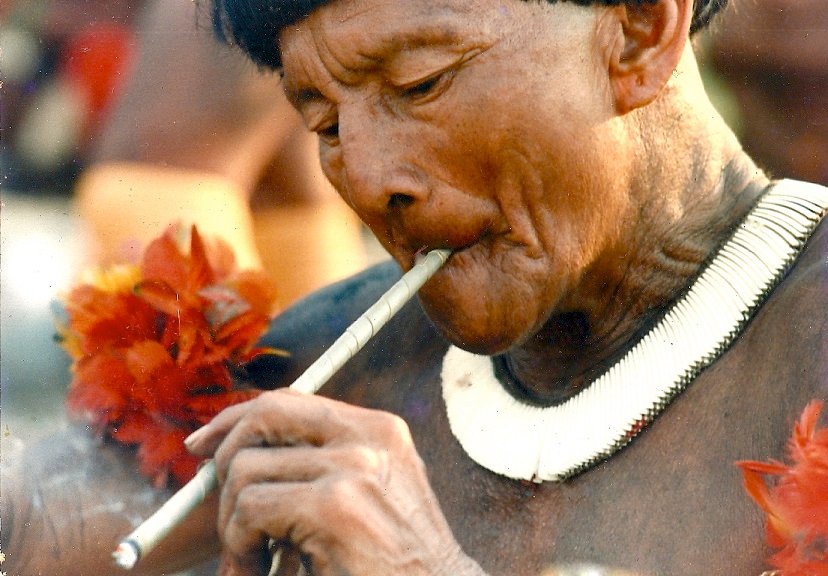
[607, 0, 693, 114]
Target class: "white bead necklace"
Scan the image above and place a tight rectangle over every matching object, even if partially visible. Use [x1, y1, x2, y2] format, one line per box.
[441, 180, 828, 482]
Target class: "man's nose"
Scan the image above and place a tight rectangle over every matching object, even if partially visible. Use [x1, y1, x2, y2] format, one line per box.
[337, 111, 429, 219]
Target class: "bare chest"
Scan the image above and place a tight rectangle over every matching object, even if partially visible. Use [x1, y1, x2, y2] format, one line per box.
[417, 362, 773, 575]
[329, 321, 819, 576]
[318, 234, 826, 575]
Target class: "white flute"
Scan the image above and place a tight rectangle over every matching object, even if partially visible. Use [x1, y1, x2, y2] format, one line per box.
[113, 249, 451, 570]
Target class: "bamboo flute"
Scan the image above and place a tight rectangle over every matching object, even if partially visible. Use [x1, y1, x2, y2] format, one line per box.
[112, 249, 451, 570]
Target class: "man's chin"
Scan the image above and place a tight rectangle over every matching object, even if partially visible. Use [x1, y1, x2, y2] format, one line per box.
[423, 307, 516, 357]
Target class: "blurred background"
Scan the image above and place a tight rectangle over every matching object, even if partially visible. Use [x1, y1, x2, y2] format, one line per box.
[1, 0, 389, 448]
[3, 0, 141, 444]
[1, 0, 826, 461]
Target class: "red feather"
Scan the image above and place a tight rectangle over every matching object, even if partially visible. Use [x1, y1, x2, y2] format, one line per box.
[140, 226, 192, 291]
[737, 400, 828, 575]
[59, 224, 282, 486]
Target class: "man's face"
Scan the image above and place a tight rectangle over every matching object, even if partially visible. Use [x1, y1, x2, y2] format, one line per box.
[280, 0, 633, 354]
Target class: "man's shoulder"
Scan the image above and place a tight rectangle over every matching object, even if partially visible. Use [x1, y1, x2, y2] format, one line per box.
[735, 180, 828, 404]
[772, 180, 828, 301]
[247, 260, 424, 386]
[274, 259, 403, 337]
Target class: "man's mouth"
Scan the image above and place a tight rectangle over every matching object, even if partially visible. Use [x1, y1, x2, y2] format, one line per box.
[387, 217, 495, 272]
[410, 239, 477, 271]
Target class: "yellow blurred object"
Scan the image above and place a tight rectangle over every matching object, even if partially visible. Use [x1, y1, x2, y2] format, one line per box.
[253, 199, 372, 306]
[78, 264, 141, 294]
[75, 162, 261, 268]
[74, 161, 374, 307]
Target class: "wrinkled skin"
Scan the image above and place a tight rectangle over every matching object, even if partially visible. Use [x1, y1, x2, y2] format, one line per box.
[4, 226, 826, 574]
[187, 221, 827, 576]
[0, 430, 221, 575]
[190, 391, 482, 575]
[278, 0, 626, 356]
[2, 0, 827, 575]
[182, 1, 828, 573]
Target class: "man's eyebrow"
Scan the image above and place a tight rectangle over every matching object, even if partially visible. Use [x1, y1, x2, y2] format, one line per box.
[325, 14, 473, 71]
[281, 18, 478, 103]
[369, 27, 468, 62]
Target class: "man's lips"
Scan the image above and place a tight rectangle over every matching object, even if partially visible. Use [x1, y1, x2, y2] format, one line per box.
[407, 238, 479, 271]
[386, 216, 497, 271]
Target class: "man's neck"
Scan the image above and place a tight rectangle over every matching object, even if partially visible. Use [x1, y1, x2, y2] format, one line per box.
[500, 149, 769, 405]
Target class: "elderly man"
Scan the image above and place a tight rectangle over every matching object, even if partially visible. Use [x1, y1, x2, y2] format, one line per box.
[3, 0, 826, 574]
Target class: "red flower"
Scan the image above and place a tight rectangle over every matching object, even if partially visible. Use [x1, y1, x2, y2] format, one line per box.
[59, 225, 281, 487]
[737, 400, 828, 576]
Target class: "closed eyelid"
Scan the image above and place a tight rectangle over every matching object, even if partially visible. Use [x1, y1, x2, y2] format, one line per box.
[282, 84, 337, 130]
[398, 68, 455, 102]
[284, 85, 328, 110]
[384, 47, 484, 88]
[305, 106, 338, 135]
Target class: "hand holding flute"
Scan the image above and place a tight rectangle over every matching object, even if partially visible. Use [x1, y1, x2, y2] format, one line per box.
[113, 249, 486, 575]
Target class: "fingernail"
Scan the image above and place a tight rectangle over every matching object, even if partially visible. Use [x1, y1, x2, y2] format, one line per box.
[184, 426, 207, 450]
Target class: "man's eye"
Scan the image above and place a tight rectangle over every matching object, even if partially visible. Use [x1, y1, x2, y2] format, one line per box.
[316, 122, 340, 144]
[401, 70, 454, 101]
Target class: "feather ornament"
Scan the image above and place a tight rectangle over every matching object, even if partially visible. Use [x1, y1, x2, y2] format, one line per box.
[738, 400, 828, 575]
[58, 225, 281, 487]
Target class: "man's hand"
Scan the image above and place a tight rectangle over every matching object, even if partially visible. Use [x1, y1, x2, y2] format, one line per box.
[185, 389, 486, 576]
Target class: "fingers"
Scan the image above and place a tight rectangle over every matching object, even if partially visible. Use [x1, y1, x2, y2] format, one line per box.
[217, 444, 391, 535]
[218, 464, 447, 576]
[221, 444, 389, 492]
[197, 389, 408, 483]
[191, 389, 446, 575]
[218, 541, 304, 576]
[188, 387, 414, 461]
[187, 388, 340, 459]
[185, 400, 255, 457]
[220, 478, 376, 572]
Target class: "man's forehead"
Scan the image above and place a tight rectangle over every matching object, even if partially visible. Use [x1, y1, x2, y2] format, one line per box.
[280, 0, 493, 71]
[312, 0, 479, 29]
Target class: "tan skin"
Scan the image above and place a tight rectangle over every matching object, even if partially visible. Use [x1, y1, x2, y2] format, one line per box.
[275, 0, 756, 380]
[3, 0, 826, 574]
[183, 0, 810, 574]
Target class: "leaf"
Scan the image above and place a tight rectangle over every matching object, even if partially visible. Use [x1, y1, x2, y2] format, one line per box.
[134, 279, 186, 317]
[200, 284, 252, 327]
[186, 389, 261, 423]
[124, 340, 174, 383]
[67, 353, 135, 427]
[64, 286, 158, 355]
[214, 311, 270, 357]
[229, 269, 279, 317]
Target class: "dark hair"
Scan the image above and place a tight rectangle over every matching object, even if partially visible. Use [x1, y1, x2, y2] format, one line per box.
[210, 0, 728, 70]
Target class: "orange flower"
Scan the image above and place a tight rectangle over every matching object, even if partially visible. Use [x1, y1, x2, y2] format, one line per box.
[58, 225, 281, 487]
[737, 400, 828, 576]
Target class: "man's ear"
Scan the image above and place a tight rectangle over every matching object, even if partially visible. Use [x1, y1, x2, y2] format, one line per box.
[606, 0, 693, 114]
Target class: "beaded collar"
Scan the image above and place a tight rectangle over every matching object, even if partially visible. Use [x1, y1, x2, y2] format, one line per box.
[441, 180, 828, 482]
